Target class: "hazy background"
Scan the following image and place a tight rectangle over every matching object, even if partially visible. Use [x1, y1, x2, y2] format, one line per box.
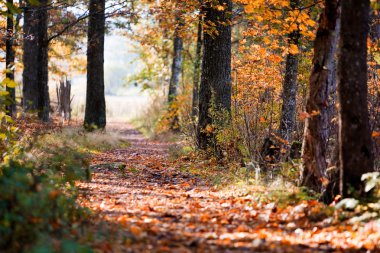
[67, 33, 151, 123]
[0, 32, 152, 123]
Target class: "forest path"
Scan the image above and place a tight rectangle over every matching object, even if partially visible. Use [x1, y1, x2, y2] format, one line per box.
[78, 123, 371, 253]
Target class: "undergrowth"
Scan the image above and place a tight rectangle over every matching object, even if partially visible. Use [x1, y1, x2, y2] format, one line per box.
[131, 93, 166, 138]
[0, 125, 129, 252]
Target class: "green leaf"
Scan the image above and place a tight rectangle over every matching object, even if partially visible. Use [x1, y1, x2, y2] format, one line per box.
[30, 245, 55, 253]
[60, 240, 93, 253]
[28, 0, 42, 6]
[4, 115, 14, 123]
[5, 2, 22, 14]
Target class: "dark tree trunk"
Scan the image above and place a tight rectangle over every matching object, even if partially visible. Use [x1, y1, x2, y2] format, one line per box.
[192, 10, 203, 119]
[279, 0, 300, 142]
[84, 0, 106, 130]
[197, 0, 232, 150]
[338, 0, 374, 197]
[23, 1, 38, 111]
[300, 0, 340, 193]
[37, 0, 49, 122]
[5, 0, 16, 117]
[167, 14, 184, 130]
[57, 78, 72, 121]
[22, 0, 49, 121]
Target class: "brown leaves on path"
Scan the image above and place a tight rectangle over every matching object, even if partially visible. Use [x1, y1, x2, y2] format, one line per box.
[78, 123, 378, 253]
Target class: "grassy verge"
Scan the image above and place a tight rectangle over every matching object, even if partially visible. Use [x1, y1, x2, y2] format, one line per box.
[0, 125, 129, 252]
[169, 145, 318, 206]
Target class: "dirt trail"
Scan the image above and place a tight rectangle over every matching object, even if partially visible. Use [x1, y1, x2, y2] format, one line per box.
[78, 124, 372, 253]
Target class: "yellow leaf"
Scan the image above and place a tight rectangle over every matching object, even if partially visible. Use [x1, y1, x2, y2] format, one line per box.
[130, 225, 142, 236]
[0, 133, 7, 140]
[2, 78, 17, 88]
[289, 44, 299, 54]
[263, 37, 271, 45]
[205, 125, 214, 133]
[0, 91, 9, 96]
[256, 15, 263, 22]
[216, 5, 225, 11]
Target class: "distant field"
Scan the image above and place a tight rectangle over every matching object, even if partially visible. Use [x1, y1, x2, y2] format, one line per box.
[70, 91, 151, 122]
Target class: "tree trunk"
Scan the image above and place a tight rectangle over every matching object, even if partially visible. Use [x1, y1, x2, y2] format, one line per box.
[279, 0, 300, 142]
[57, 78, 72, 121]
[23, 0, 49, 122]
[300, 0, 340, 193]
[192, 10, 203, 119]
[5, 0, 16, 117]
[167, 14, 184, 130]
[338, 0, 374, 197]
[197, 0, 232, 150]
[84, 0, 106, 130]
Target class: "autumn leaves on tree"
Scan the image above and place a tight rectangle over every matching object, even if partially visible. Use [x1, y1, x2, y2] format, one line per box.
[197, 0, 232, 150]
[3, 0, 380, 200]
[158, 0, 377, 198]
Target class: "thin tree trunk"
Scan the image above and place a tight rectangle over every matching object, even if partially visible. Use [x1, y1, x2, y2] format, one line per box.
[167, 13, 184, 130]
[197, 0, 232, 150]
[300, 0, 340, 193]
[322, 10, 342, 204]
[84, 0, 106, 130]
[279, 0, 300, 142]
[338, 0, 374, 197]
[37, 0, 49, 122]
[22, 0, 49, 121]
[192, 9, 203, 119]
[5, 0, 16, 117]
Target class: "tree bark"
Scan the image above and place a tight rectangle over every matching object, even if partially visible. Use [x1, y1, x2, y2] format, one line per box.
[300, 0, 340, 193]
[192, 10, 203, 119]
[338, 0, 374, 197]
[22, 0, 49, 121]
[5, 0, 16, 117]
[279, 0, 300, 142]
[84, 0, 106, 130]
[167, 14, 184, 130]
[197, 0, 232, 150]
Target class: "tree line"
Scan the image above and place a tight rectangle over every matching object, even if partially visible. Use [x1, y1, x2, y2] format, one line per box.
[2, 0, 380, 200]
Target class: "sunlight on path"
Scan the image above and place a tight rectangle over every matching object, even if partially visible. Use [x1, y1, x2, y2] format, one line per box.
[78, 124, 374, 253]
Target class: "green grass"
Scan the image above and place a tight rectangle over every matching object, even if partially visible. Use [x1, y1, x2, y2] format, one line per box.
[0, 126, 132, 252]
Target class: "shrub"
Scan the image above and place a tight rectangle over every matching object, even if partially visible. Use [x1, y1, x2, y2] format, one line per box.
[0, 126, 126, 252]
[0, 162, 91, 252]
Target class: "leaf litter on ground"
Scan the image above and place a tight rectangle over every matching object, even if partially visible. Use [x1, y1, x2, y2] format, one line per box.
[76, 123, 380, 252]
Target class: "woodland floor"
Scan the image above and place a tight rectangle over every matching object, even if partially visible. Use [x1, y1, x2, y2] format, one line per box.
[77, 123, 379, 253]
